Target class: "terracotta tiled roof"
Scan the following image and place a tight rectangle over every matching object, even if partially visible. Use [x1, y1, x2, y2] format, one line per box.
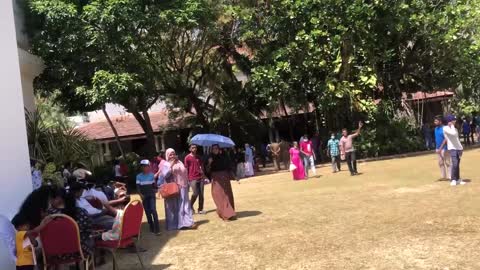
[402, 90, 454, 101]
[76, 111, 190, 141]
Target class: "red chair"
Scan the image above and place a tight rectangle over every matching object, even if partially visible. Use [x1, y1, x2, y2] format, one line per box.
[39, 214, 94, 270]
[95, 200, 145, 270]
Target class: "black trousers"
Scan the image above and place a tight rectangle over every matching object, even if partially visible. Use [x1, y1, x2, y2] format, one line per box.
[17, 266, 34, 270]
[190, 179, 205, 211]
[345, 151, 357, 174]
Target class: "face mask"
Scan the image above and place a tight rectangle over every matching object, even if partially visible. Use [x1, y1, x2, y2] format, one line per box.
[331, 136, 335, 139]
[303, 138, 308, 142]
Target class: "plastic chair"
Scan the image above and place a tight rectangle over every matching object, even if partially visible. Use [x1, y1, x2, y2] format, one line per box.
[95, 200, 145, 270]
[39, 214, 94, 270]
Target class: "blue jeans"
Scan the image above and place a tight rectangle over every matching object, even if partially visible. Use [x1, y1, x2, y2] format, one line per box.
[142, 194, 160, 233]
[449, 150, 463, 181]
[303, 155, 316, 176]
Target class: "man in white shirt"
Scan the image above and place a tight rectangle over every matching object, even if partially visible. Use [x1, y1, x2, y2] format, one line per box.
[82, 185, 109, 204]
[70, 182, 114, 229]
[76, 196, 103, 215]
[441, 115, 466, 186]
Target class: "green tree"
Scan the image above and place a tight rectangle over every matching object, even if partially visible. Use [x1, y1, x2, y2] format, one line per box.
[35, 95, 72, 128]
[238, 0, 480, 132]
[28, 0, 185, 155]
[28, 0, 258, 153]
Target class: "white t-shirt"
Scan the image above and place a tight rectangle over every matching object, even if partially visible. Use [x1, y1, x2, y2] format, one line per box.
[82, 188, 108, 203]
[76, 197, 102, 215]
[114, 165, 122, 177]
[443, 125, 463, 150]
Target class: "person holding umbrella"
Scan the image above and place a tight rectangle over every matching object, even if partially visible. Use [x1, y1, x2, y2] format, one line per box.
[206, 144, 236, 221]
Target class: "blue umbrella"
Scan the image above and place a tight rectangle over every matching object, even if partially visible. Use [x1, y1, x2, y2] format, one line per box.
[190, 134, 235, 148]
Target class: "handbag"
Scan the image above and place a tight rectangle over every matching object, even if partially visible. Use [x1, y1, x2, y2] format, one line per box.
[289, 163, 297, 172]
[159, 182, 180, 199]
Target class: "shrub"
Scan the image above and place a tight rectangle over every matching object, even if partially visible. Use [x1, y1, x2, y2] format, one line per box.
[356, 107, 424, 158]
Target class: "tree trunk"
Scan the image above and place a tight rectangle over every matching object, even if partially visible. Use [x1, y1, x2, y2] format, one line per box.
[190, 96, 210, 131]
[280, 99, 295, 142]
[312, 101, 321, 133]
[131, 110, 156, 157]
[102, 106, 125, 158]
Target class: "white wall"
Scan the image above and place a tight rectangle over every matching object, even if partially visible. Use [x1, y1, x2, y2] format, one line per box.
[0, 0, 32, 218]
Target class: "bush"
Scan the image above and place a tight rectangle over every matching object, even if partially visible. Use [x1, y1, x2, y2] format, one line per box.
[42, 162, 64, 187]
[356, 107, 424, 158]
[26, 109, 96, 169]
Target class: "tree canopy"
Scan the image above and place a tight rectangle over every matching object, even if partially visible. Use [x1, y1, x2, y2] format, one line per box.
[26, 0, 480, 152]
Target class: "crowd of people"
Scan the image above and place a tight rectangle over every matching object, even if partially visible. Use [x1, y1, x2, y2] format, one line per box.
[3, 113, 473, 269]
[4, 141, 244, 269]
[423, 113, 480, 150]
[258, 122, 364, 181]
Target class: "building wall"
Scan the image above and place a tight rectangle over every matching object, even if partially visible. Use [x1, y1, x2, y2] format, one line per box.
[0, 0, 32, 220]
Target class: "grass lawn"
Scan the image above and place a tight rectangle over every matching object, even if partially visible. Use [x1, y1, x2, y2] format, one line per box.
[99, 149, 480, 270]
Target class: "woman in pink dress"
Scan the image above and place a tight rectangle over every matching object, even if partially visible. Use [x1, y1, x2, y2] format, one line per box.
[289, 142, 306, 180]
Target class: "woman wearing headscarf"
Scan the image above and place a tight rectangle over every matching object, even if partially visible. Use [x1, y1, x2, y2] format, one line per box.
[244, 143, 255, 177]
[160, 148, 195, 230]
[207, 144, 236, 221]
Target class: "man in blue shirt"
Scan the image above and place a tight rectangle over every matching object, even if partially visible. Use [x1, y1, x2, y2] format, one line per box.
[434, 116, 451, 180]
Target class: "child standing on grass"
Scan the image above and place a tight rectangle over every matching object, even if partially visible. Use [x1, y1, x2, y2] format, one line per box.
[11, 213, 52, 270]
[136, 159, 160, 235]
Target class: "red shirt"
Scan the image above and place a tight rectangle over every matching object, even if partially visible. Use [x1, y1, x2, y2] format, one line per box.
[184, 153, 203, 181]
[300, 140, 313, 156]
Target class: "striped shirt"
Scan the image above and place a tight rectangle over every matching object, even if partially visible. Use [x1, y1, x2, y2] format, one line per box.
[327, 138, 340, 156]
[136, 172, 155, 196]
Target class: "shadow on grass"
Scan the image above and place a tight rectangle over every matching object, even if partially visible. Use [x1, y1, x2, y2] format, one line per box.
[150, 264, 173, 269]
[97, 220, 179, 269]
[236, 210, 262, 219]
[436, 178, 472, 183]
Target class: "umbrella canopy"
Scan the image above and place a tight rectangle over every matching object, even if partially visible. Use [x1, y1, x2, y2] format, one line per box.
[190, 134, 235, 148]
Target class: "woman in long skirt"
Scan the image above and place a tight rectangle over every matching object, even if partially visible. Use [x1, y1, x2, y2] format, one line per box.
[207, 144, 236, 220]
[162, 148, 195, 230]
[290, 142, 306, 180]
[244, 144, 255, 177]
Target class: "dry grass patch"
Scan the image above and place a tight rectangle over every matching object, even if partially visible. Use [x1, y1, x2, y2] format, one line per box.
[99, 149, 480, 270]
